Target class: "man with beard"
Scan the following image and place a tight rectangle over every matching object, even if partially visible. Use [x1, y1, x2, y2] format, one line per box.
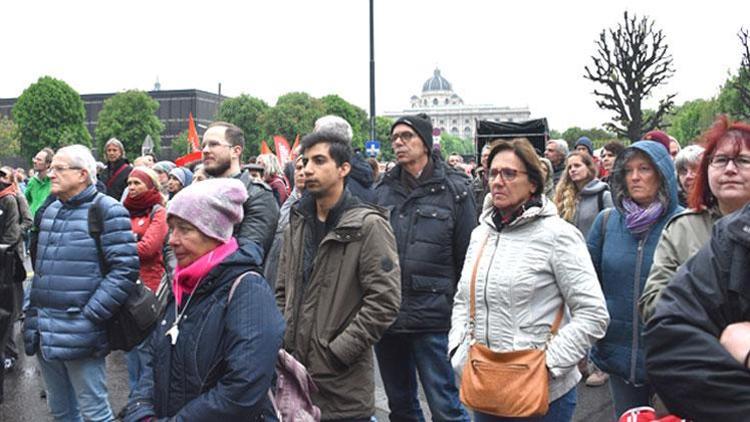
[200, 121, 279, 258]
[276, 130, 400, 421]
[100, 138, 132, 201]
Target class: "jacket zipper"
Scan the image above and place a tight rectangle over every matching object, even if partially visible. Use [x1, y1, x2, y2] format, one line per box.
[483, 233, 501, 348]
[630, 237, 646, 383]
[289, 212, 307, 352]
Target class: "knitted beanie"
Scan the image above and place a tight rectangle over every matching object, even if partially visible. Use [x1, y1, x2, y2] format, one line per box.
[153, 161, 177, 174]
[169, 167, 193, 188]
[575, 136, 594, 156]
[391, 113, 434, 154]
[642, 130, 671, 153]
[129, 166, 160, 190]
[167, 178, 248, 243]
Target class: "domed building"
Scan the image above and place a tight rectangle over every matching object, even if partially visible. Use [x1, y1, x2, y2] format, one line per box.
[385, 68, 531, 140]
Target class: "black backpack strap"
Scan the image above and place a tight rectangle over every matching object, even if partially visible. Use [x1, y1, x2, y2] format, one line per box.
[88, 193, 109, 274]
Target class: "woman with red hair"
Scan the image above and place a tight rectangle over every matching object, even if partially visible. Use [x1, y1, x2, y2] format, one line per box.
[640, 115, 750, 321]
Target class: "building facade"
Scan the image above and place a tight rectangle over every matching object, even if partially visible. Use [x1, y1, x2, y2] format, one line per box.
[384, 68, 531, 140]
[0, 88, 222, 159]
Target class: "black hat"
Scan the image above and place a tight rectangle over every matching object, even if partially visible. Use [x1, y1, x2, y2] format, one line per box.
[391, 113, 433, 154]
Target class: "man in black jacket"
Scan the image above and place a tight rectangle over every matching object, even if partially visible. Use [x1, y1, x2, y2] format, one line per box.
[374, 113, 475, 421]
[645, 203, 750, 421]
[201, 121, 279, 259]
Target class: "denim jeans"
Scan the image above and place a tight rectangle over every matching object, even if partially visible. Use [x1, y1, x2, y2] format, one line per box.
[125, 341, 149, 396]
[472, 388, 577, 422]
[37, 354, 114, 422]
[375, 332, 469, 422]
[608, 374, 652, 419]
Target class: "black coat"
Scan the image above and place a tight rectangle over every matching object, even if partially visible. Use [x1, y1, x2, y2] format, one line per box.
[125, 242, 285, 421]
[644, 204, 750, 421]
[101, 158, 132, 201]
[374, 158, 476, 333]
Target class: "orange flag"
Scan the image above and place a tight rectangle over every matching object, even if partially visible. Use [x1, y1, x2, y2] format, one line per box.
[260, 140, 272, 155]
[187, 113, 200, 152]
[273, 135, 291, 165]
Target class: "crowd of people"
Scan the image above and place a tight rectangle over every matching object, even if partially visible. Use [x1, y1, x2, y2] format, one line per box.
[1, 112, 750, 422]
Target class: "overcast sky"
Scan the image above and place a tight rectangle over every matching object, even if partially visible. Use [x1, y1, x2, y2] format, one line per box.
[3, 0, 748, 132]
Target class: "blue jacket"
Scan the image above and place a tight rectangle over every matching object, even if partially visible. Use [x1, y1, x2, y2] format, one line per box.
[24, 185, 139, 360]
[587, 141, 682, 384]
[125, 242, 285, 421]
[375, 158, 476, 333]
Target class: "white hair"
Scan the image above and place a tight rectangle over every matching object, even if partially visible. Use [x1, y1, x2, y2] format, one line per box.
[56, 145, 98, 185]
[256, 153, 282, 177]
[548, 139, 569, 156]
[314, 115, 353, 143]
[674, 144, 704, 172]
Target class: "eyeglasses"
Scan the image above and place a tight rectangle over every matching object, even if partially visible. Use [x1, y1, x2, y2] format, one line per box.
[709, 155, 750, 170]
[200, 140, 233, 149]
[391, 131, 417, 143]
[48, 165, 82, 174]
[489, 167, 527, 182]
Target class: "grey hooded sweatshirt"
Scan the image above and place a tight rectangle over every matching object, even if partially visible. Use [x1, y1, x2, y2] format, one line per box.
[575, 179, 613, 238]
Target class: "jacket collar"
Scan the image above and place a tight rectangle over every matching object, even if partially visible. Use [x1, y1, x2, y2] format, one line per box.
[61, 184, 98, 207]
[482, 195, 557, 231]
[382, 156, 447, 189]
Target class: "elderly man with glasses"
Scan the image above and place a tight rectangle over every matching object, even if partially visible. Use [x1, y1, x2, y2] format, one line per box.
[23, 145, 139, 421]
[374, 113, 476, 422]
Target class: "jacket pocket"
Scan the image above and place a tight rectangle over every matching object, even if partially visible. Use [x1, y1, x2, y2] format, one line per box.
[412, 275, 452, 293]
[411, 207, 452, 245]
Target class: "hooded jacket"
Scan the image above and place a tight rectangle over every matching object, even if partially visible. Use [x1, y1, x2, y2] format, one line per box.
[234, 171, 280, 259]
[125, 242, 284, 421]
[586, 141, 682, 385]
[345, 154, 375, 204]
[276, 190, 401, 420]
[574, 178, 613, 238]
[449, 197, 609, 402]
[644, 204, 750, 421]
[374, 158, 477, 333]
[24, 185, 139, 360]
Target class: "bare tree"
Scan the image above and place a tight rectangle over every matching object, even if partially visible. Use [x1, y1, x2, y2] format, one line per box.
[584, 12, 676, 141]
[734, 27, 750, 119]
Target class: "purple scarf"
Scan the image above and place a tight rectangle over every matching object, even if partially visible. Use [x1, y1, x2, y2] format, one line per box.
[622, 197, 664, 235]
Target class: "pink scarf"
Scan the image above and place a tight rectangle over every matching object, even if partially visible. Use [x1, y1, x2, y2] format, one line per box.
[172, 237, 238, 306]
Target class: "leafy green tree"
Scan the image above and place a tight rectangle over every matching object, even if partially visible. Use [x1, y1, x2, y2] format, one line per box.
[216, 94, 269, 158]
[170, 131, 191, 157]
[13, 76, 91, 161]
[94, 90, 165, 159]
[562, 127, 616, 148]
[584, 12, 676, 141]
[320, 95, 369, 150]
[439, 133, 474, 156]
[374, 116, 394, 160]
[0, 115, 20, 159]
[667, 99, 719, 144]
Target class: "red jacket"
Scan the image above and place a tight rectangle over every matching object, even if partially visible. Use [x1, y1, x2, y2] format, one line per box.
[130, 206, 168, 291]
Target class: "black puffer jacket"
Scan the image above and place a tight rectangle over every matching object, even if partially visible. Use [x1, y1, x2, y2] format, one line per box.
[101, 158, 132, 201]
[375, 158, 476, 333]
[346, 154, 375, 204]
[644, 204, 750, 421]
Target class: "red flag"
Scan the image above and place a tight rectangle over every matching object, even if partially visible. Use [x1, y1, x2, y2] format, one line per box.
[187, 113, 200, 152]
[273, 135, 291, 165]
[260, 140, 272, 155]
[289, 135, 301, 161]
[175, 151, 202, 167]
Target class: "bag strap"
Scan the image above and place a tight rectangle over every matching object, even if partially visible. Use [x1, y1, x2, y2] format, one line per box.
[105, 163, 128, 189]
[468, 234, 490, 340]
[87, 193, 109, 274]
[227, 271, 261, 304]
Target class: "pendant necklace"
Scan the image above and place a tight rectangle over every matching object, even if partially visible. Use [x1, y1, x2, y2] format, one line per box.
[165, 286, 198, 346]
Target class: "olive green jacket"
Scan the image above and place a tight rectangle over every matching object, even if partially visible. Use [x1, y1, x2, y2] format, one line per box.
[639, 208, 721, 322]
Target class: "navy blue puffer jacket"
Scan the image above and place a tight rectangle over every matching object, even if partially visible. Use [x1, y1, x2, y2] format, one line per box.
[24, 184, 139, 360]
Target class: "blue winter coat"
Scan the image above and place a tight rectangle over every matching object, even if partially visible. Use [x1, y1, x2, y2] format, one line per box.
[375, 158, 476, 333]
[24, 185, 139, 360]
[587, 141, 682, 385]
[125, 242, 285, 421]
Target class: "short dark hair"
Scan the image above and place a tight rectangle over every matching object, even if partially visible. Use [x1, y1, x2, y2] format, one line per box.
[41, 147, 55, 164]
[602, 140, 626, 157]
[300, 130, 352, 167]
[487, 138, 545, 196]
[208, 121, 245, 148]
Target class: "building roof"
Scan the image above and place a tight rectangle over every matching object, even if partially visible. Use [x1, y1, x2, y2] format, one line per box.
[422, 68, 452, 92]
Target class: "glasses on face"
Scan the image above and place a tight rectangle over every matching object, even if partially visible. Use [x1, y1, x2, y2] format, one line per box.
[489, 167, 527, 182]
[48, 165, 82, 175]
[201, 140, 233, 149]
[677, 166, 697, 176]
[391, 131, 417, 143]
[709, 155, 750, 170]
